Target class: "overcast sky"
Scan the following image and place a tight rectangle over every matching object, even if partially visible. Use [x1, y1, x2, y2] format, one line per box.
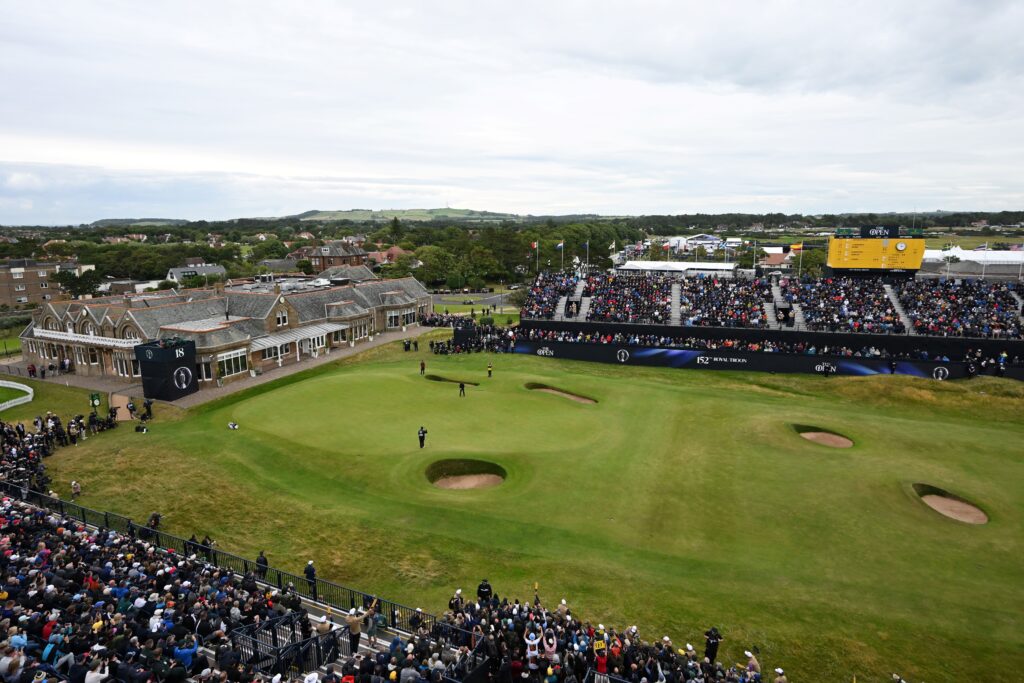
[2, 0, 1022, 224]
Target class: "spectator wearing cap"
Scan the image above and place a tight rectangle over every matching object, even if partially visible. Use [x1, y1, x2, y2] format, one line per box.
[774, 666, 788, 682]
[345, 608, 363, 655]
[744, 649, 761, 674]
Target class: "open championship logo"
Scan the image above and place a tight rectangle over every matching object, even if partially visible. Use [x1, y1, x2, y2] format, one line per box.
[616, 349, 630, 363]
[172, 366, 193, 390]
[815, 362, 837, 373]
[932, 366, 949, 380]
[536, 346, 555, 357]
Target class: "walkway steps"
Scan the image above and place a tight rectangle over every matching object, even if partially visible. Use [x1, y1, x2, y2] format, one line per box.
[554, 295, 569, 321]
[1009, 290, 1024, 322]
[670, 283, 681, 326]
[577, 297, 592, 320]
[883, 283, 917, 335]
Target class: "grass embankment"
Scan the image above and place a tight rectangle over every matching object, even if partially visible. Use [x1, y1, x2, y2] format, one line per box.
[23, 340, 1024, 682]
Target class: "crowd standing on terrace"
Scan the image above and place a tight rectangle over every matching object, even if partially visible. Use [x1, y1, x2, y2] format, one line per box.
[896, 279, 1022, 339]
[513, 327, 1021, 367]
[433, 581, 789, 683]
[582, 274, 673, 325]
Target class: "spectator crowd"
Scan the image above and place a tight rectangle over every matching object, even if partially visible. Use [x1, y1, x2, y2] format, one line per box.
[520, 271, 1023, 341]
[513, 327, 1024, 366]
[520, 275, 580, 320]
[583, 274, 673, 325]
[896, 278, 1022, 339]
[679, 277, 770, 329]
[783, 277, 905, 334]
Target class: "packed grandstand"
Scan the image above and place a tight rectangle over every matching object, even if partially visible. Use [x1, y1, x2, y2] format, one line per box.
[519, 271, 1023, 340]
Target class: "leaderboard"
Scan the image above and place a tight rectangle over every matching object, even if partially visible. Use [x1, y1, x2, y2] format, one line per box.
[826, 227, 925, 272]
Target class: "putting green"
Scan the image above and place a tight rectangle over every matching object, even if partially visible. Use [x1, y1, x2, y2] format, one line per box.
[41, 337, 1024, 682]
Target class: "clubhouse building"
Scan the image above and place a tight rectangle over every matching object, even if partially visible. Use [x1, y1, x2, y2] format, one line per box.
[20, 276, 431, 388]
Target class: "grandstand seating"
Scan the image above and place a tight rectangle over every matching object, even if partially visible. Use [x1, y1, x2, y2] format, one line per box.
[896, 278, 1022, 339]
[582, 273, 673, 324]
[782, 276, 905, 334]
[520, 273, 579, 320]
[679, 276, 771, 328]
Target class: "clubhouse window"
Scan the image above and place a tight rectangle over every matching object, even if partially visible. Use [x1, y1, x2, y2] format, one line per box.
[309, 334, 326, 349]
[11, 272, 22, 279]
[197, 362, 213, 382]
[333, 329, 347, 342]
[262, 344, 291, 360]
[15, 296, 28, 304]
[75, 347, 86, 365]
[88, 347, 99, 365]
[276, 310, 288, 327]
[14, 285, 25, 292]
[217, 349, 248, 377]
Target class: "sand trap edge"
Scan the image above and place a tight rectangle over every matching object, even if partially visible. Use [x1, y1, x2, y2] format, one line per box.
[426, 459, 507, 490]
[792, 424, 853, 448]
[912, 483, 988, 524]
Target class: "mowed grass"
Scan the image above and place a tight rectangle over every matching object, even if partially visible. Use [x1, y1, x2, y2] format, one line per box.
[25, 337, 1024, 682]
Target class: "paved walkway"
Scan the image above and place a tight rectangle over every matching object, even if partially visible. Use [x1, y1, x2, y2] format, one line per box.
[172, 326, 430, 408]
[0, 326, 434, 410]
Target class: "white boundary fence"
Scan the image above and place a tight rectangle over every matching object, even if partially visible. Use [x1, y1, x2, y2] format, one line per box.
[0, 380, 33, 412]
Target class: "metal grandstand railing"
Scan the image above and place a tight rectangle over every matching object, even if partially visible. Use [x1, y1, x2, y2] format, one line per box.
[231, 611, 350, 675]
[0, 481, 476, 652]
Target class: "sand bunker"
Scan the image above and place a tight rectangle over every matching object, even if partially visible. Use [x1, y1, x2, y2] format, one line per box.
[433, 474, 504, 490]
[913, 483, 988, 524]
[524, 382, 597, 404]
[426, 459, 506, 490]
[424, 374, 479, 386]
[792, 424, 853, 448]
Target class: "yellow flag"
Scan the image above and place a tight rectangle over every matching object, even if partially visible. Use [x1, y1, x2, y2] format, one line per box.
[791, 243, 803, 250]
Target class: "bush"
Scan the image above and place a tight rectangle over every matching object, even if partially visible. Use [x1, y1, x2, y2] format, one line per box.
[479, 316, 494, 326]
[467, 276, 486, 291]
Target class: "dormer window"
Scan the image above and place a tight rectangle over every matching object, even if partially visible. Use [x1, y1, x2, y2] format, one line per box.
[276, 310, 288, 327]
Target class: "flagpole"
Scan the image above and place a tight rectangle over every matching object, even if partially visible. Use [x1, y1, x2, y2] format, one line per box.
[536, 241, 540, 274]
[586, 242, 589, 269]
[560, 242, 564, 271]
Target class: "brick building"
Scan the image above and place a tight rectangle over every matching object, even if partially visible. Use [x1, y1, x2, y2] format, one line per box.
[288, 240, 367, 271]
[0, 260, 94, 309]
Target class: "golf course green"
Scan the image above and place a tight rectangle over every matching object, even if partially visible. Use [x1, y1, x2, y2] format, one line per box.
[13, 334, 1022, 681]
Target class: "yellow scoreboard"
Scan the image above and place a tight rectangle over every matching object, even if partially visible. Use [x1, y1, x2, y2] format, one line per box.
[826, 237, 925, 271]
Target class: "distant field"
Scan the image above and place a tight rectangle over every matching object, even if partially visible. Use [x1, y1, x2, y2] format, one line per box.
[300, 208, 518, 222]
[923, 235, 1024, 249]
[0, 334, 22, 357]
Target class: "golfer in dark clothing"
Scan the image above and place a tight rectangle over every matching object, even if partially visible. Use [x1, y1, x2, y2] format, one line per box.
[487, 362, 493, 378]
[477, 579, 492, 602]
[459, 382, 465, 396]
[420, 360, 425, 375]
[418, 426, 427, 448]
